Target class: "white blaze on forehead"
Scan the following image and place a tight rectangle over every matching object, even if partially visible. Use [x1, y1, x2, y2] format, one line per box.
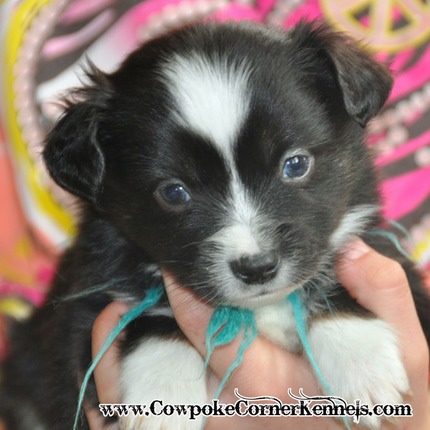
[231, 178, 251, 227]
[206, 176, 263, 258]
[163, 52, 259, 251]
[162, 53, 251, 156]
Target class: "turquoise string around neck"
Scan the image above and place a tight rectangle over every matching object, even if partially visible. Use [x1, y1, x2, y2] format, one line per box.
[287, 290, 332, 395]
[204, 306, 258, 400]
[287, 291, 351, 430]
[364, 229, 415, 262]
[73, 288, 341, 430]
[72, 285, 164, 430]
[71, 226, 411, 429]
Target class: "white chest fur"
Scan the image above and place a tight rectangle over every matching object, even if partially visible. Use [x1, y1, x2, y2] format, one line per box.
[254, 300, 301, 352]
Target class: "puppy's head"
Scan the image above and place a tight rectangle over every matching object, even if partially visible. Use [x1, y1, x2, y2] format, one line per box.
[44, 22, 392, 307]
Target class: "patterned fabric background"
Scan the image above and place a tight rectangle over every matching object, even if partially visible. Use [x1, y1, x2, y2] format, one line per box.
[0, 0, 430, 360]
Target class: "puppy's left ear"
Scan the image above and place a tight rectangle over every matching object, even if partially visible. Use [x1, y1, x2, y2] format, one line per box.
[291, 23, 393, 127]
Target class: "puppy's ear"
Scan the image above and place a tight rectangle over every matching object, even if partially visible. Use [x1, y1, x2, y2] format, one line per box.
[43, 70, 110, 203]
[291, 22, 393, 127]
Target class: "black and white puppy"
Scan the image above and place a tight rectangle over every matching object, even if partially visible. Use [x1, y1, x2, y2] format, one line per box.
[1, 21, 429, 430]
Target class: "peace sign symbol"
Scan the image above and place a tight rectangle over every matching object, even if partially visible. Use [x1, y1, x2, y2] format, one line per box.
[320, 0, 430, 53]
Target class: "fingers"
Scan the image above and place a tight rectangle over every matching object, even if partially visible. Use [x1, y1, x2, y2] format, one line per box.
[85, 403, 118, 430]
[338, 239, 429, 428]
[163, 272, 214, 356]
[87, 258, 428, 429]
[163, 272, 317, 399]
[86, 301, 128, 429]
[338, 239, 412, 315]
[91, 301, 128, 404]
[337, 239, 427, 356]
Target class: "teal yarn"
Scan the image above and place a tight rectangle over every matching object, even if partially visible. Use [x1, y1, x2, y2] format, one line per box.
[205, 294, 350, 428]
[287, 291, 332, 395]
[288, 290, 351, 430]
[72, 281, 364, 430]
[72, 285, 164, 430]
[385, 218, 414, 245]
[72, 289, 258, 429]
[204, 307, 258, 400]
[365, 229, 415, 262]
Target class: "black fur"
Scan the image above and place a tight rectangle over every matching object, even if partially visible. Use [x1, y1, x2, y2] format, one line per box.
[1, 21, 429, 430]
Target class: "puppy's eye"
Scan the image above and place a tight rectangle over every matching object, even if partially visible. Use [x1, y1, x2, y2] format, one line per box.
[282, 155, 311, 179]
[156, 183, 191, 207]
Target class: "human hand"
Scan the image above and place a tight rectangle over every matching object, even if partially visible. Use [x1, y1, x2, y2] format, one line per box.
[335, 239, 429, 430]
[85, 300, 128, 430]
[86, 238, 429, 429]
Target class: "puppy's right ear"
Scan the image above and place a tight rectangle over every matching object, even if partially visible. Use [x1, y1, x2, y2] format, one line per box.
[43, 74, 110, 203]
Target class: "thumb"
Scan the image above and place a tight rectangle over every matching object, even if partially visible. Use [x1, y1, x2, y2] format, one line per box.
[163, 271, 249, 382]
[163, 271, 316, 398]
[337, 238, 426, 365]
[91, 301, 128, 404]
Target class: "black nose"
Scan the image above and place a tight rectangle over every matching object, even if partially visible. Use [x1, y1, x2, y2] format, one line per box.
[230, 251, 279, 285]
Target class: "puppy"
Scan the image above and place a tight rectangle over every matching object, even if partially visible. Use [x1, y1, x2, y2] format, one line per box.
[1, 21, 429, 430]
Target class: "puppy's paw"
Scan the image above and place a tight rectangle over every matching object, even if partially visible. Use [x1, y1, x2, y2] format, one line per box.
[308, 317, 410, 429]
[119, 337, 207, 430]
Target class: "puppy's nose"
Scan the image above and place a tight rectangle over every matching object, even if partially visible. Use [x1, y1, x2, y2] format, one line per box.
[230, 251, 279, 284]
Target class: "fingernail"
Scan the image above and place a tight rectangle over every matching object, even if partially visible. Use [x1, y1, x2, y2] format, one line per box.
[343, 238, 371, 260]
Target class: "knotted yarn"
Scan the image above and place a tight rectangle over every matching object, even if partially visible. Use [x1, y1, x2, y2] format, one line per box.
[204, 306, 258, 400]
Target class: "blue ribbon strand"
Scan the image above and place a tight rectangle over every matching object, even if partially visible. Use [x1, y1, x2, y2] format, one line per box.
[73, 285, 164, 430]
[204, 306, 258, 400]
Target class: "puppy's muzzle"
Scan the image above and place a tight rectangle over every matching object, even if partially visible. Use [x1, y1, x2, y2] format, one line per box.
[229, 251, 279, 284]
